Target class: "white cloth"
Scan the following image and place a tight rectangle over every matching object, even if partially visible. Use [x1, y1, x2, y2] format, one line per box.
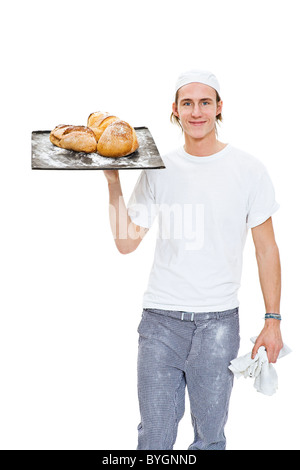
[175, 69, 221, 94]
[127, 144, 280, 313]
[228, 337, 292, 396]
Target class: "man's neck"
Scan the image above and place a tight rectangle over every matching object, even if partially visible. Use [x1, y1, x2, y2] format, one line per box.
[184, 132, 226, 157]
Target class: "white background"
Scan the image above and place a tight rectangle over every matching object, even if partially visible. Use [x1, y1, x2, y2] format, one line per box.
[0, 0, 299, 450]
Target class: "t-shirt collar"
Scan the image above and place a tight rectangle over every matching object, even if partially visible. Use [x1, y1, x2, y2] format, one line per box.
[179, 144, 231, 163]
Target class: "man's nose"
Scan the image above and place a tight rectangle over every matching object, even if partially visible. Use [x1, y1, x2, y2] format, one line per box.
[191, 104, 202, 117]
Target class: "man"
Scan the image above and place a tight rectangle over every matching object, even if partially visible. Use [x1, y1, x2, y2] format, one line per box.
[103, 70, 283, 450]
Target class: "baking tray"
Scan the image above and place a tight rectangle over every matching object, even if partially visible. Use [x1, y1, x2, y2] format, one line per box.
[31, 127, 165, 170]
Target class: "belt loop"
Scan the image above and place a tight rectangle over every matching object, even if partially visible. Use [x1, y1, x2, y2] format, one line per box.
[181, 312, 185, 321]
[216, 312, 220, 320]
[191, 313, 195, 322]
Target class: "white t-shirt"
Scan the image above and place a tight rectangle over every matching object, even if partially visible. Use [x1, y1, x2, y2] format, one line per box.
[127, 144, 279, 313]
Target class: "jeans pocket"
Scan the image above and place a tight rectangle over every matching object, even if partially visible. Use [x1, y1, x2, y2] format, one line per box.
[137, 312, 145, 333]
[137, 310, 158, 339]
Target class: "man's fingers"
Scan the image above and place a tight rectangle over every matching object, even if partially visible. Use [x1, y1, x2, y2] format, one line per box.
[252, 343, 280, 363]
[267, 347, 281, 364]
[251, 344, 260, 359]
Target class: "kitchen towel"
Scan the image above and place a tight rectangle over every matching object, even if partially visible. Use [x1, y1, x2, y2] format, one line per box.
[228, 337, 291, 396]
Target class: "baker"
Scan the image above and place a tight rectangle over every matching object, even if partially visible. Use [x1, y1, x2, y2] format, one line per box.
[103, 69, 283, 450]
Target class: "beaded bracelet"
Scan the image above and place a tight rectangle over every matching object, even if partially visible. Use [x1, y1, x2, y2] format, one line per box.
[265, 313, 282, 320]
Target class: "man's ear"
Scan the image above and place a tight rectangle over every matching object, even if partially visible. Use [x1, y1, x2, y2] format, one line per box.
[216, 100, 223, 116]
[172, 102, 179, 118]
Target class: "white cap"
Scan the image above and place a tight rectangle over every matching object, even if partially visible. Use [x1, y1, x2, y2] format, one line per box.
[175, 69, 221, 95]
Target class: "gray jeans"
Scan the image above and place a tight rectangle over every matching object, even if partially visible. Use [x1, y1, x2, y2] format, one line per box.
[137, 307, 240, 450]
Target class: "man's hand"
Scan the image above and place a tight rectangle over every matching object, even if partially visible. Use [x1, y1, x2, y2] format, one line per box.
[251, 320, 283, 363]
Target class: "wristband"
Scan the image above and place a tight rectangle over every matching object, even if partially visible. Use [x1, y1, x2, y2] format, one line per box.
[265, 313, 282, 321]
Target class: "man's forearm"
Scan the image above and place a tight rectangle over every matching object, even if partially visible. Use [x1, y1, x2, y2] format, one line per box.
[255, 243, 281, 314]
[252, 243, 283, 362]
[107, 179, 146, 254]
[107, 180, 128, 240]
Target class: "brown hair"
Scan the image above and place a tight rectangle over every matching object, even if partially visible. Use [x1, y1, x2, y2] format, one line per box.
[170, 89, 223, 134]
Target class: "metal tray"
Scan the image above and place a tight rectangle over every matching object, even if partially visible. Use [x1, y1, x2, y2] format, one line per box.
[31, 127, 165, 170]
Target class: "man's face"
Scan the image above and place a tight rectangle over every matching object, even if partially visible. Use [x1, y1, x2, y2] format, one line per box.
[172, 82, 223, 140]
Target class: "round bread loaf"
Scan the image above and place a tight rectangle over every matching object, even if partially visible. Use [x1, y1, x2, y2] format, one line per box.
[50, 125, 97, 153]
[87, 112, 119, 141]
[97, 120, 139, 157]
[49, 124, 70, 147]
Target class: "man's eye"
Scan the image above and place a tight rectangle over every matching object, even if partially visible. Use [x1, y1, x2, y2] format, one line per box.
[183, 102, 191, 106]
[202, 101, 209, 106]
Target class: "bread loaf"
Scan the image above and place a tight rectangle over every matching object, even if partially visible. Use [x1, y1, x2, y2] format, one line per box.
[50, 112, 139, 157]
[50, 125, 97, 153]
[87, 112, 119, 141]
[97, 119, 139, 157]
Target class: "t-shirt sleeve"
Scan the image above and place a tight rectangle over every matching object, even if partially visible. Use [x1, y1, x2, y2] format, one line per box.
[127, 170, 158, 229]
[246, 168, 280, 229]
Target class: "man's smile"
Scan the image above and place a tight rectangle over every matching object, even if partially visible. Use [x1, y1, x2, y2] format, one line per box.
[189, 121, 207, 126]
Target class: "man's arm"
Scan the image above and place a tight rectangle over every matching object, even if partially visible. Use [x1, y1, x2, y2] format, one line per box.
[103, 170, 149, 254]
[251, 217, 283, 363]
